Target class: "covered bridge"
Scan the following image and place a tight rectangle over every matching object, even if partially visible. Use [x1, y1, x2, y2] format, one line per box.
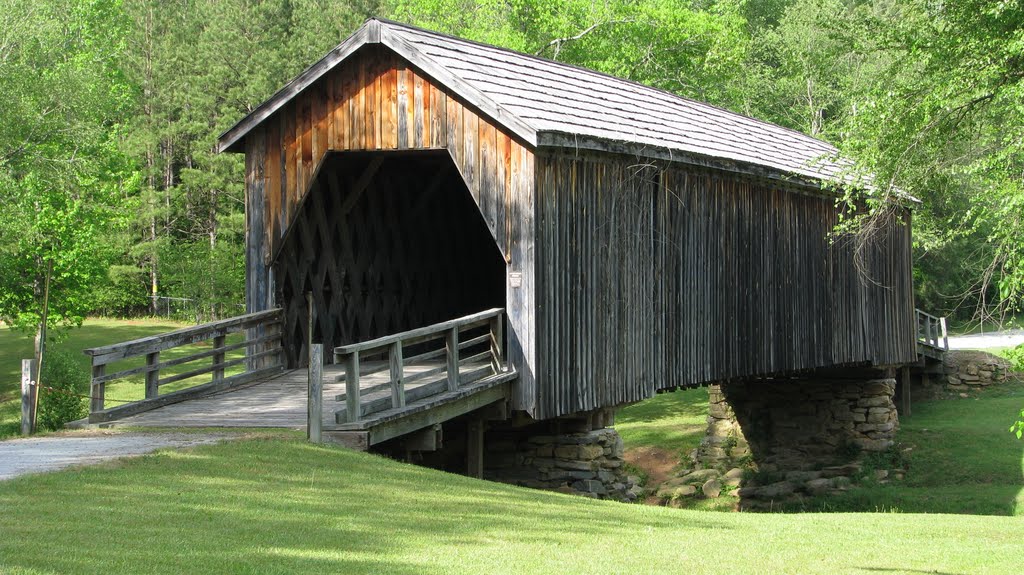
[79, 19, 919, 497]
[219, 18, 917, 423]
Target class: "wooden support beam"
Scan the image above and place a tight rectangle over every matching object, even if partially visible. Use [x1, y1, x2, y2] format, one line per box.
[405, 424, 442, 451]
[467, 417, 484, 479]
[212, 336, 226, 381]
[322, 430, 369, 451]
[446, 327, 459, 392]
[145, 351, 160, 399]
[410, 162, 452, 214]
[339, 156, 384, 216]
[390, 341, 405, 408]
[341, 377, 513, 446]
[346, 352, 361, 422]
[490, 315, 504, 374]
[90, 362, 105, 414]
[308, 344, 323, 442]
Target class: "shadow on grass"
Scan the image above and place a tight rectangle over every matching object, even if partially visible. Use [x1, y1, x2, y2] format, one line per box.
[0, 438, 733, 575]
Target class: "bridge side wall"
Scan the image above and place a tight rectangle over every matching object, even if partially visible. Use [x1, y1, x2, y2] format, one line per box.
[532, 149, 917, 419]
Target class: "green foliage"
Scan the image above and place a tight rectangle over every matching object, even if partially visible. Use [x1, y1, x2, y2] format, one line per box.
[385, 0, 751, 108]
[1005, 343, 1024, 373]
[36, 349, 88, 431]
[0, 0, 135, 333]
[1011, 411, 1024, 440]
[832, 0, 1024, 319]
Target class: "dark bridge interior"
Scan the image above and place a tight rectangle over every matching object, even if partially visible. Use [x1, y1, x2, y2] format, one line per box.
[275, 150, 506, 366]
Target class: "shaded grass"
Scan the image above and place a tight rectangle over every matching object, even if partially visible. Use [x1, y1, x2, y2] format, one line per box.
[1, 434, 1022, 574]
[0, 318, 245, 439]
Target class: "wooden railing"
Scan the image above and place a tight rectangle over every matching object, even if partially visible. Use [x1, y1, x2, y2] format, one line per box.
[332, 308, 506, 424]
[916, 309, 949, 351]
[83, 309, 284, 422]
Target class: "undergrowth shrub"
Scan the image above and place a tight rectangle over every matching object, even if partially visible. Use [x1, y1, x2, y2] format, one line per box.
[1003, 343, 1024, 372]
[37, 350, 89, 431]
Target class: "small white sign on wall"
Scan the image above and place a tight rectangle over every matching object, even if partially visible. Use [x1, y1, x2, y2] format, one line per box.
[509, 272, 522, 288]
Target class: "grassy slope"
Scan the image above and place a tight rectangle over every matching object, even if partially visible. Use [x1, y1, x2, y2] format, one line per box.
[0, 434, 1021, 575]
[0, 319, 244, 438]
[617, 380, 1024, 516]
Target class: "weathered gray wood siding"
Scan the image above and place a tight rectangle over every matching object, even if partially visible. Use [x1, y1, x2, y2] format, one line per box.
[533, 150, 916, 420]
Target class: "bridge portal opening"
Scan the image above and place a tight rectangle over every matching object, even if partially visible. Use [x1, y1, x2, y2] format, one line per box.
[275, 150, 506, 366]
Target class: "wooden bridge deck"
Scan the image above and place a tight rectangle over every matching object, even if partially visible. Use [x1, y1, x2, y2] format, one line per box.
[100, 362, 476, 430]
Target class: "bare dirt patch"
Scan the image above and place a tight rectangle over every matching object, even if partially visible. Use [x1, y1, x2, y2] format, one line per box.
[624, 445, 682, 504]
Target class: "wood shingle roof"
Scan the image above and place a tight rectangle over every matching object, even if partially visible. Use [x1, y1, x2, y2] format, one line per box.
[219, 18, 846, 183]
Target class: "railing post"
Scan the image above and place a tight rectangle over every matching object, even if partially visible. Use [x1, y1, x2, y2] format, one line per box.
[490, 314, 504, 373]
[21, 359, 37, 435]
[446, 327, 459, 392]
[212, 334, 226, 381]
[346, 351, 361, 422]
[308, 344, 323, 443]
[940, 317, 949, 350]
[90, 360, 105, 414]
[390, 341, 405, 408]
[145, 351, 160, 399]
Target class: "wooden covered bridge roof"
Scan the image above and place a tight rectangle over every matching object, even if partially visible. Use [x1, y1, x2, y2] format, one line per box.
[219, 18, 844, 183]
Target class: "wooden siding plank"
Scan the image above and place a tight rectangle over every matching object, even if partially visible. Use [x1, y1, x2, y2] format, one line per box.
[391, 62, 404, 149]
[413, 71, 425, 147]
[463, 107, 479, 202]
[430, 83, 446, 148]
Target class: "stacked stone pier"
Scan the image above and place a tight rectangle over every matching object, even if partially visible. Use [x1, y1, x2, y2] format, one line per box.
[660, 372, 905, 509]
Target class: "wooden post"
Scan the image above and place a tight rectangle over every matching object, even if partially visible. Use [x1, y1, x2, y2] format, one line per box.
[900, 365, 912, 417]
[940, 317, 949, 350]
[446, 327, 459, 392]
[346, 351, 361, 423]
[389, 341, 405, 408]
[467, 417, 484, 479]
[90, 361, 105, 414]
[212, 335, 226, 381]
[145, 351, 160, 399]
[490, 315, 504, 373]
[21, 359, 37, 435]
[308, 344, 323, 443]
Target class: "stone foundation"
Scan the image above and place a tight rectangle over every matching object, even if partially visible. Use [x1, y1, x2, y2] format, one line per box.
[942, 350, 1010, 391]
[665, 375, 903, 508]
[484, 424, 642, 501]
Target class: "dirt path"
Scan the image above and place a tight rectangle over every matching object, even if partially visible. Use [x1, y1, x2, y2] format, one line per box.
[0, 432, 235, 481]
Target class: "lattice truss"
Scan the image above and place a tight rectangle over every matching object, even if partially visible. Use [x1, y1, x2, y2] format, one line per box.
[274, 151, 505, 366]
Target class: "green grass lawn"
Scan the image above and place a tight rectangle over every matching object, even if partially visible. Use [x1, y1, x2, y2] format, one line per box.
[615, 387, 709, 460]
[0, 318, 245, 439]
[810, 381, 1024, 515]
[1, 433, 1021, 575]
[617, 379, 1024, 516]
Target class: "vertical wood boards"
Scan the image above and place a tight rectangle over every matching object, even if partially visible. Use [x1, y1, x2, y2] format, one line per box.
[248, 46, 526, 266]
[531, 150, 916, 420]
